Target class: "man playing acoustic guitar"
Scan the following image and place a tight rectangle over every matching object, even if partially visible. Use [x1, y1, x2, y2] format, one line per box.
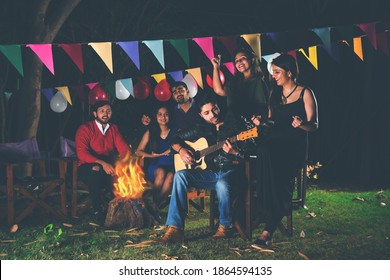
[160, 94, 258, 243]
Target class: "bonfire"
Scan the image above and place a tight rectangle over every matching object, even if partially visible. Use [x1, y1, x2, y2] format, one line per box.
[104, 152, 160, 228]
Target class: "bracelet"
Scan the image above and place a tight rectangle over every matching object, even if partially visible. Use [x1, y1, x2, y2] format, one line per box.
[177, 147, 183, 153]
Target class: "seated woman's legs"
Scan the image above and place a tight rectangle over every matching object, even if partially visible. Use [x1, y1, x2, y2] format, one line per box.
[153, 167, 173, 205]
[161, 171, 173, 199]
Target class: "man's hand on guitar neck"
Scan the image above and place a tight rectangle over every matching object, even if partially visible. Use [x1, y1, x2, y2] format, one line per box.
[222, 140, 238, 155]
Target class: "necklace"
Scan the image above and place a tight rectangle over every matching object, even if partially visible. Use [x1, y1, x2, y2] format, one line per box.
[281, 84, 298, 104]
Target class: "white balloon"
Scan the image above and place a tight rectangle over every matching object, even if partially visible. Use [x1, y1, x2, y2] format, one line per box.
[182, 74, 198, 98]
[115, 80, 131, 100]
[50, 90, 67, 113]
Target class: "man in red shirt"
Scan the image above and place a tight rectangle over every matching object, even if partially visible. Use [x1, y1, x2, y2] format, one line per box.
[75, 100, 130, 215]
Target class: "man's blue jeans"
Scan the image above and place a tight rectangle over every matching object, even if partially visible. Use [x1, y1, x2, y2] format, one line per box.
[166, 169, 234, 230]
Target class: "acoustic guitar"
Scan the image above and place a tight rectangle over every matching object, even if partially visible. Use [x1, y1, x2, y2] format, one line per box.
[174, 127, 258, 171]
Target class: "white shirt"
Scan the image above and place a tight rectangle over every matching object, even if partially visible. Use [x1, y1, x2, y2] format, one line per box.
[94, 120, 110, 135]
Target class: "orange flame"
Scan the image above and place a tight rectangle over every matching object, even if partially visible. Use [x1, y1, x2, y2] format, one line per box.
[113, 152, 146, 200]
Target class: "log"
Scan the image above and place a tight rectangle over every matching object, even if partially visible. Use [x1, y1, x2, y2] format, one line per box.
[104, 196, 161, 228]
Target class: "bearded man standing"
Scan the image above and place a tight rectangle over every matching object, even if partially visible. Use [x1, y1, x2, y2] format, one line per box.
[170, 81, 202, 130]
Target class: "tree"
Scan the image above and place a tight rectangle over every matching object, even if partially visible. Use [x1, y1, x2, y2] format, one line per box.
[15, 0, 82, 141]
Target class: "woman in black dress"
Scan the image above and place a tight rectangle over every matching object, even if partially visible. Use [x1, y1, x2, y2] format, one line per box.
[252, 54, 318, 246]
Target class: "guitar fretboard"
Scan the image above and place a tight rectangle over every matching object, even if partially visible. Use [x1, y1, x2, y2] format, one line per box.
[199, 136, 238, 158]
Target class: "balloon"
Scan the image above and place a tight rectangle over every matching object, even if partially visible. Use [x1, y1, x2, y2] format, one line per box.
[50, 90, 68, 113]
[115, 80, 131, 100]
[88, 85, 108, 105]
[154, 79, 171, 102]
[182, 74, 198, 98]
[133, 80, 150, 100]
[206, 70, 225, 88]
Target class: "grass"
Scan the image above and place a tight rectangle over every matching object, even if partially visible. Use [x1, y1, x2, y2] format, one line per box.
[0, 186, 389, 260]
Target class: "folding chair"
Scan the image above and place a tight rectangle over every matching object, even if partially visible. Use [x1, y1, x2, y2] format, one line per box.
[0, 138, 67, 225]
[244, 156, 308, 239]
[208, 156, 308, 240]
[187, 188, 206, 214]
[59, 136, 90, 217]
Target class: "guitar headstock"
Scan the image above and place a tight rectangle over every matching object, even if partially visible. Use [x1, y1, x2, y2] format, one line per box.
[241, 116, 255, 129]
[237, 127, 258, 141]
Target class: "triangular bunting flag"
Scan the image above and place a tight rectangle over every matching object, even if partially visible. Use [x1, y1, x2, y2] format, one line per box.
[312, 27, 339, 62]
[4, 91, 13, 102]
[26, 44, 55, 75]
[117, 41, 140, 70]
[312, 28, 332, 55]
[356, 23, 377, 49]
[299, 46, 318, 70]
[0, 45, 24, 76]
[152, 73, 166, 83]
[217, 36, 238, 56]
[223, 62, 235, 75]
[168, 71, 184, 81]
[377, 32, 389, 55]
[267, 32, 288, 49]
[88, 42, 113, 73]
[42, 88, 54, 102]
[287, 50, 297, 61]
[241, 34, 261, 61]
[192, 37, 214, 61]
[353, 37, 364, 61]
[186, 68, 203, 89]
[56, 86, 72, 105]
[262, 53, 281, 63]
[58, 44, 84, 73]
[262, 53, 281, 74]
[143, 40, 165, 69]
[86, 82, 100, 90]
[168, 39, 190, 67]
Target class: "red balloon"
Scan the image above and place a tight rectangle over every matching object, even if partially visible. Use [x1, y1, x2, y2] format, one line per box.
[133, 80, 150, 100]
[206, 70, 225, 88]
[88, 85, 108, 105]
[154, 79, 172, 102]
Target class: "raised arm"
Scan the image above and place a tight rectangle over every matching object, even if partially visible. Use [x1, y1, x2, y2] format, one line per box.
[211, 54, 229, 97]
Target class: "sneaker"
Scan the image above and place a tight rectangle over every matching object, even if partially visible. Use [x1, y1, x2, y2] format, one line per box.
[160, 226, 184, 244]
[212, 224, 234, 239]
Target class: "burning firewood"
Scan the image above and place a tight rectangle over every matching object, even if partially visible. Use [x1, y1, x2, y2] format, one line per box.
[104, 154, 161, 228]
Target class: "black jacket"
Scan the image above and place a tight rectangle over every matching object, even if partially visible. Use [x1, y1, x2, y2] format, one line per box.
[171, 111, 255, 171]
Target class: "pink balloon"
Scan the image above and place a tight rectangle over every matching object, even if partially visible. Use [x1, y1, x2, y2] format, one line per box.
[88, 85, 108, 105]
[133, 80, 150, 100]
[206, 70, 225, 88]
[154, 79, 171, 102]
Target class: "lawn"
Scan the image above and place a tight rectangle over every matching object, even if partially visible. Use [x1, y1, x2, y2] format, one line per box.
[0, 186, 389, 260]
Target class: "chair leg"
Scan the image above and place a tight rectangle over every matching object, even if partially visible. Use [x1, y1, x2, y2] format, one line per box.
[71, 162, 78, 217]
[6, 165, 15, 225]
[200, 197, 205, 211]
[209, 191, 216, 230]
